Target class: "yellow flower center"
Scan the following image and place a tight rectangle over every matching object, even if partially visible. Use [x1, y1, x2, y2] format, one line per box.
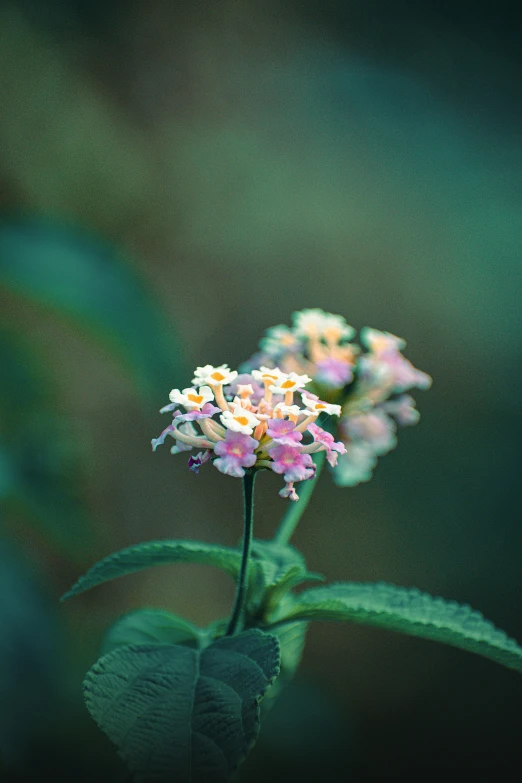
[315, 403, 326, 409]
[234, 416, 249, 426]
[281, 380, 295, 389]
[187, 394, 204, 404]
[211, 372, 226, 382]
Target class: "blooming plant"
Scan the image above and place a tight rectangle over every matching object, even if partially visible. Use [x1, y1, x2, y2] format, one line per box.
[63, 310, 522, 783]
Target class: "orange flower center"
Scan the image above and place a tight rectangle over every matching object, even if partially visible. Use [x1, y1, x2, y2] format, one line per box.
[187, 394, 204, 404]
[281, 380, 295, 389]
[234, 416, 249, 426]
[211, 372, 226, 382]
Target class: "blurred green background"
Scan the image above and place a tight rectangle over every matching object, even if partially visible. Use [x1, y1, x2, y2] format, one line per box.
[0, 1, 521, 780]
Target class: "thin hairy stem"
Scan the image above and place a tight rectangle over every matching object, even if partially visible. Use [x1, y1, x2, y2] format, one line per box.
[273, 450, 326, 546]
[226, 470, 256, 635]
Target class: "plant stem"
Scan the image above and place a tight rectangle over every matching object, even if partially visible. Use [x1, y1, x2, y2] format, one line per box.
[273, 450, 326, 546]
[226, 470, 256, 635]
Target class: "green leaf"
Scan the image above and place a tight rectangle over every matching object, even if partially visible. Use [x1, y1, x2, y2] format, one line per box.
[251, 540, 308, 588]
[0, 217, 185, 398]
[101, 609, 202, 655]
[276, 582, 522, 673]
[248, 540, 324, 620]
[84, 629, 281, 782]
[61, 539, 253, 601]
[261, 620, 308, 711]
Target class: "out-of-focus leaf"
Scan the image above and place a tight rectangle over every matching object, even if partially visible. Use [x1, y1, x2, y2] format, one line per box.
[84, 630, 281, 782]
[0, 541, 65, 774]
[0, 217, 185, 398]
[0, 330, 94, 558]
[275, 581, 522, 673]
[0, 335, 93, 557]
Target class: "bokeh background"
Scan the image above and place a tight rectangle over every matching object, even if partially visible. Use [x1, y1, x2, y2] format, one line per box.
[1, 1, 521, 780]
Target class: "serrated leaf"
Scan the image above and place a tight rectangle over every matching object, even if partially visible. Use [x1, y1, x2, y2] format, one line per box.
[276, 582, 522, 673]
[84, 629, 281, 782]
[61, 539, 264, 601]
[0, 217, 185, 397]
[262, 621, 308, 711]
[101, 609, 202, 655]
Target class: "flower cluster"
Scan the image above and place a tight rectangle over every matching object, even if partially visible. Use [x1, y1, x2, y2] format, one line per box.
[152, 363, 346, 500]
[244, 309, 432, 486]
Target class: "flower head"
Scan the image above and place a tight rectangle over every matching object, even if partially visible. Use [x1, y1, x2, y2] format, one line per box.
[241, 308, 431, 487]
[153, 358, 342, 499]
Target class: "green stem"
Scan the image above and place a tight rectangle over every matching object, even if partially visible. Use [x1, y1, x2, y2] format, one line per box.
[273, 450, 326, 546]
[226, 470, 256, 636]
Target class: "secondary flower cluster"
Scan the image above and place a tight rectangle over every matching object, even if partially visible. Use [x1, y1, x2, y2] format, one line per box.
[152, 363, 346, 500]
[243, 309, 432, 486]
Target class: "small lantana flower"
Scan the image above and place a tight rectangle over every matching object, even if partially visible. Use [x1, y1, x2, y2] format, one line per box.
[153, 360, 344, 500]
[169, 385, 215, 410]
[242, 309, 431, 487]
[220, 402, 262, 435]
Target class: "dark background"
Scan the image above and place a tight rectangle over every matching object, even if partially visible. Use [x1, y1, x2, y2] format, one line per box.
[0, 1, 521, 780]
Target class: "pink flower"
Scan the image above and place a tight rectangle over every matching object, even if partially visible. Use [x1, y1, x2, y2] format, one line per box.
[268, 444, 315, 483]
[213, 431, 259, 478]
[383, 394, 420, 426]
[307, 422, 347, 467]
[378, 350, 432, 392]
[176, 403, 221, 422]
[341, 410, 397, 456]
[279, 482, 299, 501]
[188, 450, 212, 474]
[266, 418, 303, 446]
[315, 358, 353, 387]
[151, 411, 182, 451]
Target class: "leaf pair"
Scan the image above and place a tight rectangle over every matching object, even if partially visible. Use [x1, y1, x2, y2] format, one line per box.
[63, 538, 522, 675]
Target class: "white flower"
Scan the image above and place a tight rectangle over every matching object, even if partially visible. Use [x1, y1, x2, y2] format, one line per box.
[269, 371, 312, 394]
[360, 328, 405, 353]
[273, 403, 305, 418]
[301, 394, 342, 417]
[220, 403, 261, 435]
[260, 325, 300, 356]
[293, 309, 355, 341]
[192, 364, 238, 386]
[251, 366, 286, 384]
[169, 385, 214, 409]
